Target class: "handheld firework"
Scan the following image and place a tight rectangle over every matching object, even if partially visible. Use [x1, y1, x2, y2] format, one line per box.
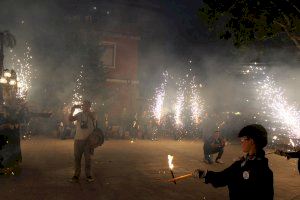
[168, 155, 176, 184]
[166, 173, 194, 183]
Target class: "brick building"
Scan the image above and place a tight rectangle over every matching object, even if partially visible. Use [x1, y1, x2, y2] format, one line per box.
[62, 1, 165, 123]
[100, 32, 140, 122]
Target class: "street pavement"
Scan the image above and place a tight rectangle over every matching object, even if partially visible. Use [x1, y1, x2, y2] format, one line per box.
[0, 137, 299, 200]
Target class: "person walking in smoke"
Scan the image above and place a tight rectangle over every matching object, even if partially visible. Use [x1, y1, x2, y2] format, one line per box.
[69, 100, 95, 182]
[203, 130, 226, 164]
[194, 124, 274, 200]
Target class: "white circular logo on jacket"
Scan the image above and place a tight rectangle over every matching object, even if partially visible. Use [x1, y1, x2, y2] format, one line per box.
[243, 171, 250, 180]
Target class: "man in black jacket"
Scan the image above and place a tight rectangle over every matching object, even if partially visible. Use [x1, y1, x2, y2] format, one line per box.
[194, 124, 274, 200]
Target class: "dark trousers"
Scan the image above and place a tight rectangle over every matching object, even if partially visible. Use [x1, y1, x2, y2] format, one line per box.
[74, 140, 91, 177]
[204, 145, 224, 161]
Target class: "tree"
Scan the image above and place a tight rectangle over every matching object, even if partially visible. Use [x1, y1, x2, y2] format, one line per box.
[198, 0, 300, 51]
[0, 30, 16, 75]
[67, 32, 107, 102]
[57, 27, 108, 110]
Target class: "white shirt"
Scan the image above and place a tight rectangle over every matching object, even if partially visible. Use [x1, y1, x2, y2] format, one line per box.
[73, 112, 95, 140]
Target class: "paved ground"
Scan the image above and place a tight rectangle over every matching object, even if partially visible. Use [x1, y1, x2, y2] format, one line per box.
[0, 137, 299, 200]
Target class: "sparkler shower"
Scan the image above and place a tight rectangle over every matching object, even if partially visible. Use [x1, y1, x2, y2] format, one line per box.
[151, 71, 168, 124]
[72, 65, 84, 106]
[174, 78, 185, 126]
[70, 65, 85, 115]
[190, 76, 204, 125]
[243, 64, 300, 146]
[150, 70, 205, 130]
[7, 42, 33, 100]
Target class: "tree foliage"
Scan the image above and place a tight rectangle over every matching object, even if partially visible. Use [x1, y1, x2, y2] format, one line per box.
[0, 30, 16, 49]
[66, 32, 107, 102]
[0, 30, 16, 68]
[198, 0, 300, 50]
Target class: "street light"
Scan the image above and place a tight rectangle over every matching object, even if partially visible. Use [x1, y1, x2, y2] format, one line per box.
[3, 69, 11, 78]
[0, 76, 7, 84]
[1, 69, 17, 85]
[9, 79, 17, 86]
[0, 68, 18, 103]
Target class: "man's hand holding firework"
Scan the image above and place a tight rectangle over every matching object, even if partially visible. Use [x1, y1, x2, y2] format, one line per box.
[165, 169, 207, 183]
[193, 169, 206, 179]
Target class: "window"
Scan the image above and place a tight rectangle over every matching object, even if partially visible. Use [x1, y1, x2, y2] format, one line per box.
[100, 42, 116, 68]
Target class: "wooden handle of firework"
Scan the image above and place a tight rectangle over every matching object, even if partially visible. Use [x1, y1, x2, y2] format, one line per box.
[170, 170, 176, 184]
[166, 173, 193, 182]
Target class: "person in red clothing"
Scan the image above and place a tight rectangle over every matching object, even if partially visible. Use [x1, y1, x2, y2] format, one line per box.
[194, 124, 274, 200]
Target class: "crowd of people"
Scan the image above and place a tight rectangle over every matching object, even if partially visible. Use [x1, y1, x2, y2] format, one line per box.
[1, 96, 299, 200]
[57, 108, 248, 141]
[56, 109, 202, 141]
[67, 101, 299, 200]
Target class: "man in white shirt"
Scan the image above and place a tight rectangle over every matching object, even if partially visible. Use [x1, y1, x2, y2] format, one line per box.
[69, 100, 95, 182]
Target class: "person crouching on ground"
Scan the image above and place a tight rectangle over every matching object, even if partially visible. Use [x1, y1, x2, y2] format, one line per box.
[194, 124, 274, 200]
[69, 100, 95, 182]
[203, 130, 225, 164]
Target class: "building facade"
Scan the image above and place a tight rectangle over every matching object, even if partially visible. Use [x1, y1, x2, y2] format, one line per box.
[63, 0, 160, 123]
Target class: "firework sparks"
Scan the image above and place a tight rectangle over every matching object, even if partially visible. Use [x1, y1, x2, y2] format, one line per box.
[71, 65, 85, 115]
[174, 78, 185, 126]
[243, 64, 300, 144]
[7, 43, 33, 100]
[72, 65, 84, 106]
[150, 70, 206, 133]
[152, 71, 168, 124]
[190, 76, 205, 125]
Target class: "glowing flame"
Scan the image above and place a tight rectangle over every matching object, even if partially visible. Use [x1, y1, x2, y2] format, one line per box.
[168, 154, 174, 170]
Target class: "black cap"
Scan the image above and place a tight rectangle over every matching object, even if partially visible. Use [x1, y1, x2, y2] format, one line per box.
[238, 124, 268, 148]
